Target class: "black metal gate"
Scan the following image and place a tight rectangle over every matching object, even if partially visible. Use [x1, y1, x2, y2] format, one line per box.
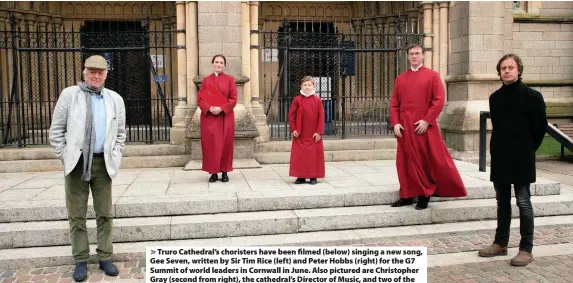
[0, 15, 176, 147]
[260, 18, 422, 140]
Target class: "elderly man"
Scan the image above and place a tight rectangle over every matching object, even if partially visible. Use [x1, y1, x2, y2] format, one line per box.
[49, 55, 126, 282]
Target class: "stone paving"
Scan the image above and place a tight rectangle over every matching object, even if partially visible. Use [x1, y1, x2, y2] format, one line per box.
[2, 231, 573, 283]
[0, 160, 551, 202]
[1, 160, 572, 282]
[359, 225, 573, 255]
[428, 254, 573, 283]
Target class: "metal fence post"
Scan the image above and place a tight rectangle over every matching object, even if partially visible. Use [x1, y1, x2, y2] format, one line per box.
[479, 111, 489, 172]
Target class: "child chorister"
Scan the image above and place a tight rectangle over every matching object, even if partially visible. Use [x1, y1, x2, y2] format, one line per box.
[288, 76, 326, 185]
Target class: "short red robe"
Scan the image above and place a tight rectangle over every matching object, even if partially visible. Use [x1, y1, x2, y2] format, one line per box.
[197, 72, 237, 174]
[288, 94, 326, 178]
[389, 66, 467, 199]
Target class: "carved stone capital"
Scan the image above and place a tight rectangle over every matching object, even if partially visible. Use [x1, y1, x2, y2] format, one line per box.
[193, 75, 250, 86]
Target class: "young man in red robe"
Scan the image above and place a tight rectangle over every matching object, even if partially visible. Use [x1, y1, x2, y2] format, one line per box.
[197, 54, 237, 182]
[288, 76, 326, 185]
[389, 44, 467, 210]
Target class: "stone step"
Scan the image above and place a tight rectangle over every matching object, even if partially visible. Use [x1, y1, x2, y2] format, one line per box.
[428, 243, 573, 268]
[256, 138, 397, 153]
[255, 149, 397, 164]
[1, 194, 572, 249]
[1, 215, 572, 270]
[0, 155, 189, 173]
[0, 180, 560, 223]
[0, 144, 187, 161]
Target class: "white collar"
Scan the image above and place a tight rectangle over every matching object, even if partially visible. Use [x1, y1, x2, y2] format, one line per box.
[411, 64, 423, 72]
[214, 71, 221, 77]
[300, 89, 316, 97]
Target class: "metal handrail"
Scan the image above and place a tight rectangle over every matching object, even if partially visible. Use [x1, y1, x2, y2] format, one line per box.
[479, 111, 573, 171]
[478, 111, 490, 172]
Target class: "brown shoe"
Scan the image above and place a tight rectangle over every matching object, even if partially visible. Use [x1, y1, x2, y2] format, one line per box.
[478, 244, 508, 257]
[510, 251, 533, 267]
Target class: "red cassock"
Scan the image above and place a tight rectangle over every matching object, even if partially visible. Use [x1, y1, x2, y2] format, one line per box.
[197, 72, 237, 174]
[288, 94, 326, 178]
[389, 66, 467, 199]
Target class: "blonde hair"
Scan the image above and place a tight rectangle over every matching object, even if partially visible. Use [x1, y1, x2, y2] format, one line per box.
[300, 76, 314, 85]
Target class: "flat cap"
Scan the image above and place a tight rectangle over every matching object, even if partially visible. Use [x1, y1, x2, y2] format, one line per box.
[84, 55, 108, 70]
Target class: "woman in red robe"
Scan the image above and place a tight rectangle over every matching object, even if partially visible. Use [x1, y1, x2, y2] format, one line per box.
[288, 76, 326, 185]
[197, 54, 237, 182]
[389, 44, 466, 210]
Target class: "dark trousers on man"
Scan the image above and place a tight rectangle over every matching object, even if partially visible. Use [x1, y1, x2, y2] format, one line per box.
[65, 155, 113, 262]
[493, 183, 534, 252]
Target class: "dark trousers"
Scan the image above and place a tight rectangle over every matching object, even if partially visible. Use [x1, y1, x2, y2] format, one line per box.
[65, 155, 113, 262]
[493, 183, 534, 252]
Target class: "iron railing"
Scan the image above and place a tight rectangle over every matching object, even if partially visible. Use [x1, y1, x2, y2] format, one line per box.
[258, 18, 423, 140]
[0, 15, 177, 147]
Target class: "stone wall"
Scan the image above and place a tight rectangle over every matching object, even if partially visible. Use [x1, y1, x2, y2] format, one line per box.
[513, 23, 573, 81]
[197, 1, 242, 77]
[537, 1, 573, 17]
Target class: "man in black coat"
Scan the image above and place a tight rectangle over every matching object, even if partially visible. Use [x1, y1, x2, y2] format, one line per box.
[477, 54, 547, 267]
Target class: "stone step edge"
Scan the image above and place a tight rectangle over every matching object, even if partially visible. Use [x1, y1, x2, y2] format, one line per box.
[428, 243, 573, 267]
[256, 139, 397, 153]
[2, 195, 572, 249]
[0, 155, 190, 173]
[0, 181, 560, 222]
[255, 149, 397, 164]
[1, 215, 572, 270]
[0, 144, 187, 161]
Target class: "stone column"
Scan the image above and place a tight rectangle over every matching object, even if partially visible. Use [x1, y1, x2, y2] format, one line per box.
[439, 2, 448, 81]
[186, 2, 199, 111]
[440, 1, 506, 162]
[249, 1, 270, 143]
[422, 2, 433, 67]
[432, 2, 440, 71]
[185, 0, 260, 170]
[241, 1, 251, 107]
[169, 1, 188, 146]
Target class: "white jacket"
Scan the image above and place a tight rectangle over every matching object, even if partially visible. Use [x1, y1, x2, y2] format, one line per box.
[49, 85, 126, 178]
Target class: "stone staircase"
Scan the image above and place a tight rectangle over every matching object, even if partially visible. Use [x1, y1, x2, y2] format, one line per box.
[1, 160, 572, 270]
[0, 144, 189, 173]
[0, 138, 398, 173]
[254, 138, 397, 164]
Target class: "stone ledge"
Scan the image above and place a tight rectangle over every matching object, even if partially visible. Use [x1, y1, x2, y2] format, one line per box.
[0, 180, 561, 222]
[255, 138, 397, 153]
[1, 194, 572, 250]
[2, 215, 573, 270]
[0, 144, 187, 161]
[445, 74, 500, 84]
[254, 149, 397, 164]
[192, 75, 249, 85]
[0, 155, 189, 173]
[183, 158, 261, 170]
[513, 15, 573, 24]
[524, 80, 573, 86]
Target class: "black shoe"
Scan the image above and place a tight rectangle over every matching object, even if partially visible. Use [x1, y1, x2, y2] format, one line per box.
[309, 178, 318, 185]
[99, 260, 119, 277]
[73, 262, 88, 282]
[221, 172, 229, 182]
[391, 198, 413, 207]
[415, 196, 431, 210]
[209, 174, 218, 182]
[295, 178, 305, 184]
